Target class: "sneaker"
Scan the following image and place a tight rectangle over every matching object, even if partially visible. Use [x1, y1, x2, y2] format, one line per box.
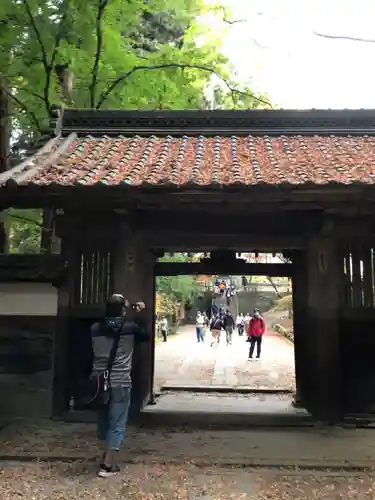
[98, 464, 120, 477]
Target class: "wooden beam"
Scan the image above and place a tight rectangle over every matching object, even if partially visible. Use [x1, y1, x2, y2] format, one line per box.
[5, 183, 375, 211]
[155, 261, 293, 277]
[0, 254, 65, 283]
[147, 231, 303, 251]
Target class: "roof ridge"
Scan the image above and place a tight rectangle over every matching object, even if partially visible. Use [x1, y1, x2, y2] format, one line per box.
[58, 108, 375, 137]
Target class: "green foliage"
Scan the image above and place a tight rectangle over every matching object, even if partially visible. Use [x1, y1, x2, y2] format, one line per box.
[0, 0, 270, 254]
[156, 253, 200, 305]
[5, 208, 42, 253]
[1, 0, 269, 137]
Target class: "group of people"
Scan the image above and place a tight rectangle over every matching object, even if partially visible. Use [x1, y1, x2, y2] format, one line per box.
[214, 279, 237, 305]
[204, 308, 266, 358]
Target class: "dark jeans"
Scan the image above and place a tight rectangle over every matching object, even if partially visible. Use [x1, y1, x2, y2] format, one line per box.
[225, 326, 233, 345]
[161, 329, 167, 342]
[97, 386, 131, 451]
[238, 325, 244, 336]
[196, 326, 204, 342]
[249, 336, 262, 358]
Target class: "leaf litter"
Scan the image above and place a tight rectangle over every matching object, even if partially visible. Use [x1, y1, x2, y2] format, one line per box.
[1, 461, 375, 499]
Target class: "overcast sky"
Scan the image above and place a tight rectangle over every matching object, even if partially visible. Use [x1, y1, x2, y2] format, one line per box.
[205, 0, 375, 108]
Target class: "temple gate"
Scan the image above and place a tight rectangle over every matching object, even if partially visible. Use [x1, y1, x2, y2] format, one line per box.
[1, 108, 375, 422]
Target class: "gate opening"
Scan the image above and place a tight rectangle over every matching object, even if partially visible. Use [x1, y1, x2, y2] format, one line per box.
[150, 252, 301, 419]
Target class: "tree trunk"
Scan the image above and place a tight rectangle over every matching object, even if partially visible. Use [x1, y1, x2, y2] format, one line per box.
[267, 276, 283, 298]
[0, 79, 10, 253]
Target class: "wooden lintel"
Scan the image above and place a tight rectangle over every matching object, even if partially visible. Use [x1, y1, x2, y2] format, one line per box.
[5, 183, 375, 212]
[155, 261, 293, 277]
[55, 211, 126, 238]
[146, 231, 303, 251]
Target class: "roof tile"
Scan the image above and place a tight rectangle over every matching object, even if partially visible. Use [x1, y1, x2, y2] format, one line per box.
[5, 134, 375, 187]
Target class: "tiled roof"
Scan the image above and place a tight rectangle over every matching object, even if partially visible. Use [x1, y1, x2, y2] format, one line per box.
[3, 133, 375, 187]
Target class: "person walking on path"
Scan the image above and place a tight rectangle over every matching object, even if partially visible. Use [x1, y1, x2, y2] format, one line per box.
[247, 308, 265, 359]
[223, 310, 235, 345]
[196, 312, 205, 343]
[160, 317, 168, 342]
[209, 313, 223, 346]
[226, 287, 232, 306]
[244, 312, 251, 334]
[236, 313, 245, 336]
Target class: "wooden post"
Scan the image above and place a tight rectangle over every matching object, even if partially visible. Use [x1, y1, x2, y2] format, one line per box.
[305, 229, 342, 422]
[52, 238, 77, 416]
[291, 251, 309, 408]
[0, 79, 10, 253]
[112, 225, 156, 413]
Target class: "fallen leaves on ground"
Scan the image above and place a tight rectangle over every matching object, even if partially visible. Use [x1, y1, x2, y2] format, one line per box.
[1, 462, 375, 499]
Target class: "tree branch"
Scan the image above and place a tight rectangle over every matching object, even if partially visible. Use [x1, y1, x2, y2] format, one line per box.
[89, 0, 109, 108]
[22, 0, 49, 71]
[5, 211, 44, 228]
[0, 85, 42, 133]
[23, 0, 68, 116]
[223, 18, 247, 25]
[22, 0, 51, 115]
[217, 6, 246, 25]
[45, 0, 69, 112]
[97, 63, 272, 109]
[313, 31, 375, 43]
[267, 276, 283, 298]
[18, 88, 47, 102]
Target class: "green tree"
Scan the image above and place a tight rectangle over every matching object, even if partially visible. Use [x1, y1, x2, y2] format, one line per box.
[5, 209, 42, 253]
[156, 253, 200, 307]
[1, 0, 270, 253]
[2, 0, 269, 132]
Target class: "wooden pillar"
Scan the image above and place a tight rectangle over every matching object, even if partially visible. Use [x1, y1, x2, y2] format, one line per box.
[113, 224, 156, 412]
[0, 80, 10, 253]
[291, 251, 309, 408]
[305, 230, 342, 422]
[52, 236, 77, 416]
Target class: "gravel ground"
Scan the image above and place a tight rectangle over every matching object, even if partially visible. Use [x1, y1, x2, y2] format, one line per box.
[1, 461, 375, 499]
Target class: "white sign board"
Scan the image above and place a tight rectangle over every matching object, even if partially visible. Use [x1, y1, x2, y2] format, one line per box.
[0, 282, 58, 316]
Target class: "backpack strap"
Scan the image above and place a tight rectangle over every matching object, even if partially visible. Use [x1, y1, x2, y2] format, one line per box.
[106, 317, 126, 374]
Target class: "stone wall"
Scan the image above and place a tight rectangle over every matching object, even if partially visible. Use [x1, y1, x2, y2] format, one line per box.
[0, 282, 58, 420]
[0, 316, 55, 419]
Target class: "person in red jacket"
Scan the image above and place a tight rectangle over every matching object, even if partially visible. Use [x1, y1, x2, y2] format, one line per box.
[247, 308, 265, 359]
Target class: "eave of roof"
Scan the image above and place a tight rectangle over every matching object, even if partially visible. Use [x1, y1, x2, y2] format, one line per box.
[2, 108, 375, 200]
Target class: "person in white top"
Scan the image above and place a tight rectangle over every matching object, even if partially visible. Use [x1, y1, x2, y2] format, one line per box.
[196, 312, 205, 343]
[160, 317, 168, 342]
[236, 313, 245, 336]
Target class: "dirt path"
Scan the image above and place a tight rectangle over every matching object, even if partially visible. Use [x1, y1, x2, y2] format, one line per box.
[154, 318, 295, 391]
